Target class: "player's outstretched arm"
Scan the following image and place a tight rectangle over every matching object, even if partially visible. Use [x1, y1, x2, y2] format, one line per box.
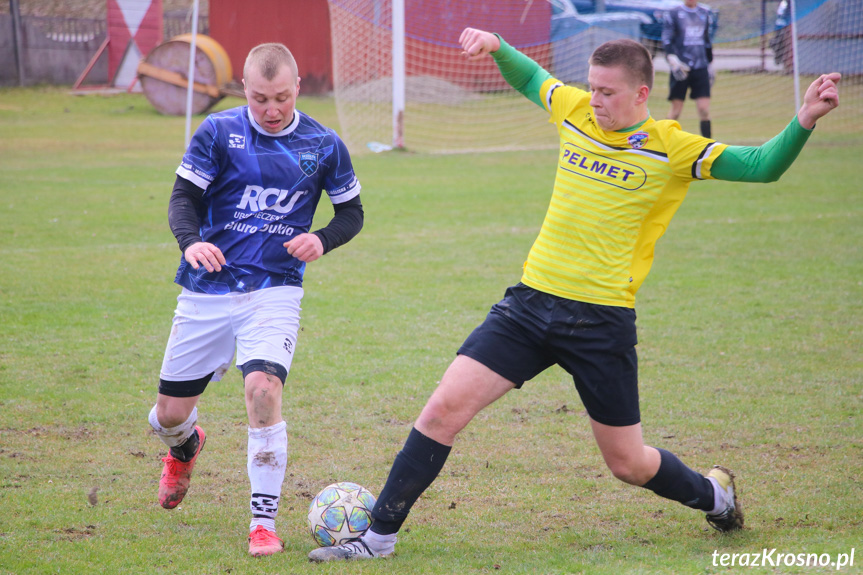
[459, 28, 550, 109]
[797, 73, 841, 129]
[459, 27, 500, 60]
[711, 72, 841, 183]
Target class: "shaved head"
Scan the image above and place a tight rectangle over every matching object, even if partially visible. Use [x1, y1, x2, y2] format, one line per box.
[244, 43, 298, 82]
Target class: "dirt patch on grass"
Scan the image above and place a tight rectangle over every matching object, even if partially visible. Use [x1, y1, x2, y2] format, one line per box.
[56, 525, 97, 541]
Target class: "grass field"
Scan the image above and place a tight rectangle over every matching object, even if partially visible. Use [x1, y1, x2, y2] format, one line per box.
[0, 87, 861, 574]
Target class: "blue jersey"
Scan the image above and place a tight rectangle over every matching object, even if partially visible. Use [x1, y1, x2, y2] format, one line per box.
[174, 106, 360, 294]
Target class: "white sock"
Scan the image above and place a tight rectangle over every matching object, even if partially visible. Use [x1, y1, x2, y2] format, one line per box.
[363, 529, 397, 555]
[250, 518, 276, 533]
[707, 476, 726, 515]
[148, 405, 197, 448]
[247, 421, 287, 533]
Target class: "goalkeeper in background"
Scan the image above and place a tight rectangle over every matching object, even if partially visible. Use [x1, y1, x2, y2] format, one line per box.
[663, 0, 716, 137]
[309, 26, 841, 562]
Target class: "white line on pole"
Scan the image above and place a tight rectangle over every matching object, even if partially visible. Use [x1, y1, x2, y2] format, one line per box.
[392, 0, 405, 149]
[184, 0, 201, 149]
[790, 0, 801, 111]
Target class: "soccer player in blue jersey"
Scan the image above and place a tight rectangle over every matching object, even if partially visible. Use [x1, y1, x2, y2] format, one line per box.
[663, 0, 716, 137]
[147, 43, 364, 557]
[309, 27, 840, 562]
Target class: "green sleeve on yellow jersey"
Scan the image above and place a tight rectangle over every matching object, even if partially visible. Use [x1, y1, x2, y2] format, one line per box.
[491, 35, 552, 109]
[711, 117, 813, 182]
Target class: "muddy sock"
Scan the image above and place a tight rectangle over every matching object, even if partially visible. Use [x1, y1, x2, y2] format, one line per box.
[370, 427, 451, 535]
[248, 421, 288, 532]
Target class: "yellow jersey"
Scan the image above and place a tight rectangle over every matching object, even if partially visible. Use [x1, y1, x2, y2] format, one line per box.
[520, 77, 727, 308]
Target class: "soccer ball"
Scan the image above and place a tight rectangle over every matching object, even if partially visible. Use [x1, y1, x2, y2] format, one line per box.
[307, 482, 376, 547]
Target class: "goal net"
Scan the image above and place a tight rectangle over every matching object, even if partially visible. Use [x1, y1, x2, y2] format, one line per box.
[327, 0, 862, 154]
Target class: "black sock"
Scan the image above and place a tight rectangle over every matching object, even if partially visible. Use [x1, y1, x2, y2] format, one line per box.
[641, 448, 715, 511]
[169, 428, 199, 462]
[370, 427, 452, 535]
[700, 120, 712, 138]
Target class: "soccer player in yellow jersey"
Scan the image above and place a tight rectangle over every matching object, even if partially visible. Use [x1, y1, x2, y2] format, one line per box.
[309, 28, 841, 561]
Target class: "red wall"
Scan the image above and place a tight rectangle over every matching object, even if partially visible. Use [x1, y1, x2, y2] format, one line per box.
[209, 0, 552, 95]
[209, 0, 333, 94]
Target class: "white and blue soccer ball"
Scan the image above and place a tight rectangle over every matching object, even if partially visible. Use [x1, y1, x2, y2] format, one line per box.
[307, 482, 376, 547]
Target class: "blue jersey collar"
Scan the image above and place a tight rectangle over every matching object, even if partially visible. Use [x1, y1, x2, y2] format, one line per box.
[246, 107, 301, 137]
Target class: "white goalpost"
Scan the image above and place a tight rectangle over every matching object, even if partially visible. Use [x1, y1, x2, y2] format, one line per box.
[328, 0, 862, 155]
[392, 0, 405, 149]
[184, 0, 201, 148]
[790, 0, 801, 110]
[328, 0, 559, 154]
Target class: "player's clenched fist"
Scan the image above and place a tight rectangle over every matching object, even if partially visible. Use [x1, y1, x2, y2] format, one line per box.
[459, 27, 501, 60]
[284, 233, 324, 263]
[798, 72, 841, 130]
[184, 241, 226, 272]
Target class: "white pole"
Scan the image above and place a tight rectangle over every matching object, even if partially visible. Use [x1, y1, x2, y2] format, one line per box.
[392, 0, 405, 149]
[790, 0, 801, 111]
[184, 0, 201, 149]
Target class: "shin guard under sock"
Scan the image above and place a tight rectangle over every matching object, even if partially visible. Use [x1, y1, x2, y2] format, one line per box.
[149, 405, 198, 455]
[170, 428, 200, 462]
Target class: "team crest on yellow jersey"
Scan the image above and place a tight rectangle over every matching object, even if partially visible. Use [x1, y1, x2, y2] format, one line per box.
[628, 132, 649, 149]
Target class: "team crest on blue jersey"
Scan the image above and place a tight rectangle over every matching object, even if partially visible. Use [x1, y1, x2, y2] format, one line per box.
[228, 133, 245, 149]
[628, 132, 649, 149]
[299, 152, 319, 177]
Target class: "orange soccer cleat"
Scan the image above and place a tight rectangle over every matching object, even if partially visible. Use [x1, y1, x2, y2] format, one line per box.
[158, 426, 206, 509]
[248, 525, 285, 557]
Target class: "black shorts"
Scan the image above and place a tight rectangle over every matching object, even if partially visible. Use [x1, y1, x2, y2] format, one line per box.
[458, 283, 640, 427]
[668, 66, 711, 101]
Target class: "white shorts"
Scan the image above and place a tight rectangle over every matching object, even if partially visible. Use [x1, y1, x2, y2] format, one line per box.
[159, 286, 303, 383]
